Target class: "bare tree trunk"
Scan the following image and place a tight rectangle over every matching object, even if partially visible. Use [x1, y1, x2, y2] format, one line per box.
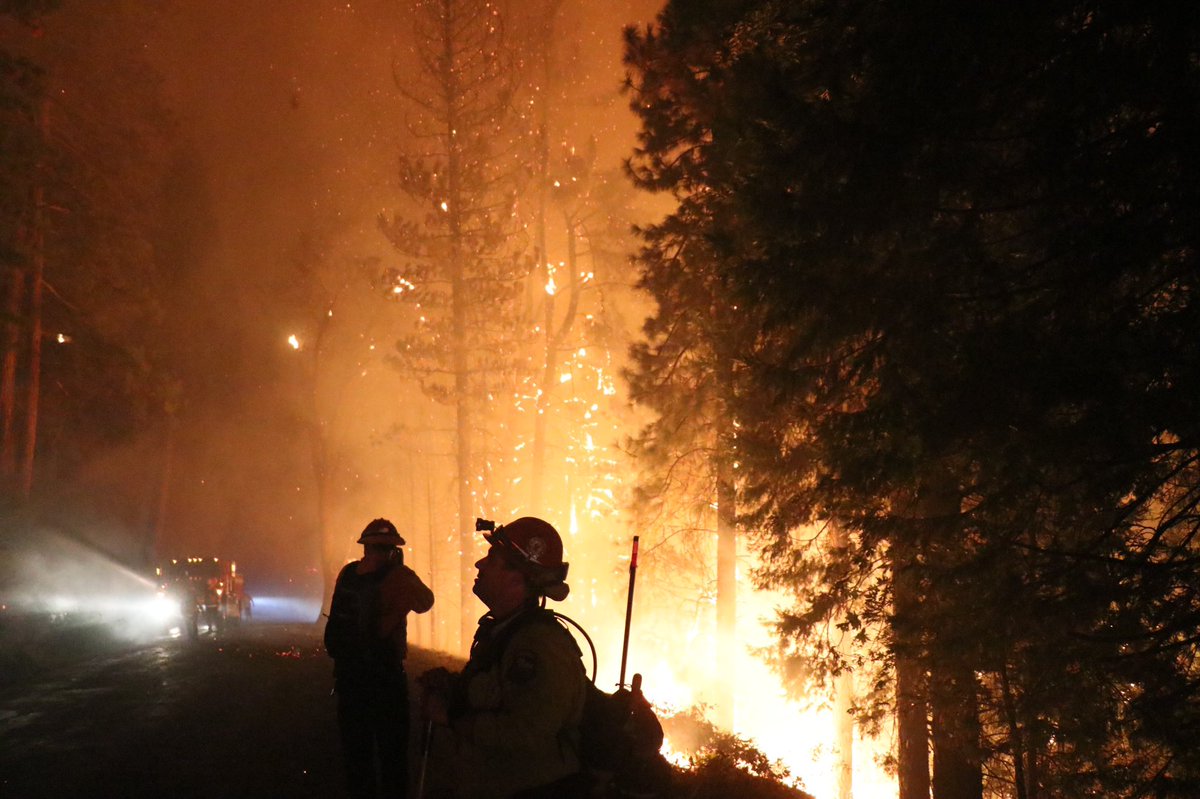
[714, 354, 736, 730]
[999, 663, 1027, 799]
[1, 265, 25, 489]
[832, 521, 855, 799]
[151, 411, 177, 561]
[426, 464, 439, 651]
[532, 217, 582, 520]
[1022, 699, 1041, 799]
[296, 301, 344, 614]
[528, 0, 569, 516]
[922, 477, 980, 799]
[432, 2, 476, 654]
[893, 532, 930, 799]
[930, 659, 982, 799]
[404, 454, 422, 649]
[0, 100, 48, 499]
[836, 666, 855, 799]
[313, 416, 341, 612]
[531, 50, 550, 513]
[532, 282, 552, 512]
[455, 364, 472, 651]
[19, 102, 47, 500]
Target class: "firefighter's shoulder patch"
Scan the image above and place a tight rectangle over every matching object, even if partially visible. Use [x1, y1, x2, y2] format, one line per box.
[506, 649, 539, 685]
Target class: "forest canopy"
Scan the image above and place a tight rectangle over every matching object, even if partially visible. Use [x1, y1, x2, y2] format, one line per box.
[624, 1, 1200, 797]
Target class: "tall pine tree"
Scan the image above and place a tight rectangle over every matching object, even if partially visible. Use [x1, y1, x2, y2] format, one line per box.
[379, 0, 530, 649]
[626, 1, 1200, 797]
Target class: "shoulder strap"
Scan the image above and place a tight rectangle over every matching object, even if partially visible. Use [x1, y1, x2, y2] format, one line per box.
[549, 611, 597, 684]
[497, 606, 559, 651]
[474, 608, 598, 684]
[470, 607, 556, 669]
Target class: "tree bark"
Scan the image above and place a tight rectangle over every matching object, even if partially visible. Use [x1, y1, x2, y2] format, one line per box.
[836, 666, 855, 799]
[441, 2, 475, 653]
[714, 353, 737, 730]
[1, 265, 25, 489]
[151, 411, 177, 562]
[1022, 698, 1041, 799]
[426, 464, 439, 651]
[999, 663, 1027, 799]
[832, 520, 855, 799]
[930, 659, 982, 799]
[20, 100, 46, 499]
[313, 413, 339, 612]
[1, 99, 49, 499]
[922, 477, 980, 799]
[531, 81, 550, 512]
[528, 0, 563, 515]
[893, 531, 930, 799]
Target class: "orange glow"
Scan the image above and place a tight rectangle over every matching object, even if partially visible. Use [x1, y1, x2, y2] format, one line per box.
[617, 554, 897, 798]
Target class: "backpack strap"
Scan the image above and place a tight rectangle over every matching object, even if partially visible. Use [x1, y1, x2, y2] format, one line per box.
[549, 611, 597, 684]
[469, 606, 563, 669]
[476, 608, 597, 684]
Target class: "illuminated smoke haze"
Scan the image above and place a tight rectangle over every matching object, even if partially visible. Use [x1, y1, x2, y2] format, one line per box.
[0, 1, 895, 794]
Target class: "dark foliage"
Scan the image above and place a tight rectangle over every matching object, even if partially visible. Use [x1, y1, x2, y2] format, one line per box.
[2, 0, 177, 506]
[626, 1, 1200, 796]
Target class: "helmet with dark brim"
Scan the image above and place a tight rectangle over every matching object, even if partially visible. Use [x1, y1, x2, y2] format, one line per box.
[357, 518, 405, 546]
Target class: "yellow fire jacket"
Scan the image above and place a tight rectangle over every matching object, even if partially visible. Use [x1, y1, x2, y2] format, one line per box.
[444, 611, 587, 798]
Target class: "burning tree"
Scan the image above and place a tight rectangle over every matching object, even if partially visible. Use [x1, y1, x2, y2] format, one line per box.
[512, 144, 645, 634]
[511, 1, 630, 520]
[379, 0, 530, 649]
[477, 2, 651, 648]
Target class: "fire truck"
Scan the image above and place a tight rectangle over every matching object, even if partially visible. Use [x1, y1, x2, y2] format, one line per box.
[156, 557, 252, 639]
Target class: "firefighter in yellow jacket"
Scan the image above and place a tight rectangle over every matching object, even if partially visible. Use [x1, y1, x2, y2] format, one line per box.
[420, 517, 587, 799]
